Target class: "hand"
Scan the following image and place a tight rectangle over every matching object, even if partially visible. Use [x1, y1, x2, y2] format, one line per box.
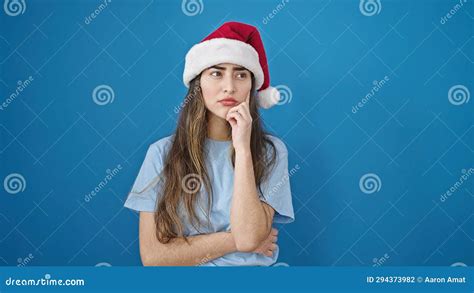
[225, 93, 252, 152]
[252, 228, 278, 257]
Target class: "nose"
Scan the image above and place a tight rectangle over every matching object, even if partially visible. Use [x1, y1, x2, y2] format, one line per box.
[222, 74, 235, 95]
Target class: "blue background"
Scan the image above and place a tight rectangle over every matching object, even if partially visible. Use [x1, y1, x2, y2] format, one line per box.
[1, 0, 473, 266]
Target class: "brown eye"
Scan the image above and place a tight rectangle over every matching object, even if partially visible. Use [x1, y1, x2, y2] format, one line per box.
[210, 71, 221, 77]
[236, 72, 248, 79]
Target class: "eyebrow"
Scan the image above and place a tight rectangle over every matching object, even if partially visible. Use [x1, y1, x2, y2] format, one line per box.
[208, 65, 247, 71]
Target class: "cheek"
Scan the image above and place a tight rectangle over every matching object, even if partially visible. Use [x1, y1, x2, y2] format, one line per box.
[199, 79, 222, 115]
[238, 80, 252, 97]
[200, 79, 220, 102]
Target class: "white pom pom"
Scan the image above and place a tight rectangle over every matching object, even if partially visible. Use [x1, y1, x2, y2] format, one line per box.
[257, 86, 280, 109]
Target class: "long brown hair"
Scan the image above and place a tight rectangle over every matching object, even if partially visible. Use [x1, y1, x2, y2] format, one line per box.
[154, 73, 277, 243]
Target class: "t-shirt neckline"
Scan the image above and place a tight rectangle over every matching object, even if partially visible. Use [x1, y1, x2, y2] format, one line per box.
[206, 137, 232, 144]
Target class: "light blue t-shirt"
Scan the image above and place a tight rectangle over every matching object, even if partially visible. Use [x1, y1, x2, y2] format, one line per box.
[124, 134, 295, 266]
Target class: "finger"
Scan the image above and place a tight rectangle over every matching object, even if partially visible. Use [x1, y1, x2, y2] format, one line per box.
[271, 236, 278, 243]
[226, 110, 241, 121]
[231, 104, 248, 121]
[240, 97, 250, 112]
[227, 107, 244, 118]
[265, 250, 272, 257]
[226, 112, 243, 126]
[228, 119, 236, 128]
[237, 104, 251, 122]
[271, 244, 277, 251]
[233, 111, 246, 125]
[226, 106, 241, 120]
[271, 228, 278, 236]
[227, 105, 239, 113]
[226, 112, 238, 127]
[226, 107, 236, 117]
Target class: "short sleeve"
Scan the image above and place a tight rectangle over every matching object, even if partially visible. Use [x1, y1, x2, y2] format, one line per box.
[124, 143, 165, 213]
[258, 137, 295, 224]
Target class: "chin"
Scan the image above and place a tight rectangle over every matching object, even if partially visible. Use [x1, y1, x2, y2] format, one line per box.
[216, 111, 228, 120]
[208, 108, 228, 120]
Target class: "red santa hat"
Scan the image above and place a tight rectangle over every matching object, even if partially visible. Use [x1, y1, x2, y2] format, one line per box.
[183, 21, 280, 109]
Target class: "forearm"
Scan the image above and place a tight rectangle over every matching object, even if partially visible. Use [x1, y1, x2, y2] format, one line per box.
[230, 148, 269, 250]
[143, 231, 236, 266]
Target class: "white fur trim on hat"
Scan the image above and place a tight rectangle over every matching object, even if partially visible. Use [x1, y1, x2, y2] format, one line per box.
[183, 38, 264, 90]
[257, 86, 280, 109]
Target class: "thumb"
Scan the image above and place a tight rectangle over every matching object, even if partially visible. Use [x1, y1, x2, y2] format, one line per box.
[228, 117, 236, 128]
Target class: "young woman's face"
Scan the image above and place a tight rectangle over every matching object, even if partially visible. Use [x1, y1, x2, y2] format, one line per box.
[200, 63, 252, 119]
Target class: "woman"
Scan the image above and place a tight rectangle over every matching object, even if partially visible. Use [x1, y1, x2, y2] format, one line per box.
[124, 22, 295, 266]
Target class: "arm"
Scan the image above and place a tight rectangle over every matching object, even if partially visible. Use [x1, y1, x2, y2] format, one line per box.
[139, 212, 237, 266]
[230, 148, 275, 252]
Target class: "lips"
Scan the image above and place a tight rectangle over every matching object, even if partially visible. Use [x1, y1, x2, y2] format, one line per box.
[218, 98, 238, 106]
